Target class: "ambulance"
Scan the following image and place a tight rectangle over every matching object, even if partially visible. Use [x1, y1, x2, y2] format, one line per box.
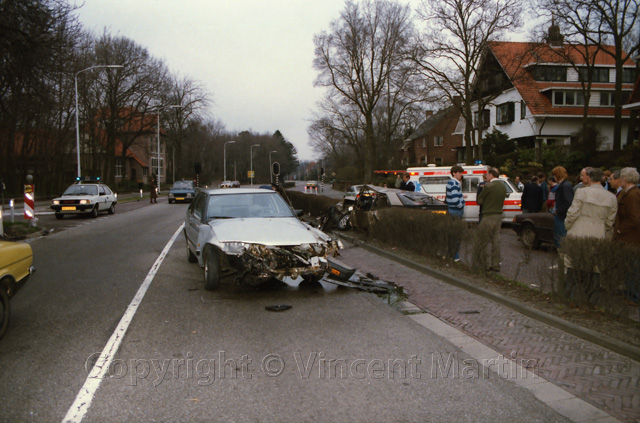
[406, 165, 522, 222]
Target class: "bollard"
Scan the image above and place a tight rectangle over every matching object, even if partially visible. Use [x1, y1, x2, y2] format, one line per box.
[140, 188, 143, 198]
[9, 199, 14, 223]
[315, 187, 318, 195]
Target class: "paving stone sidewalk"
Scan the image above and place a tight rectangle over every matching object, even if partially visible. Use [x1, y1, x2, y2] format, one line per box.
[336, 241, 640, 423]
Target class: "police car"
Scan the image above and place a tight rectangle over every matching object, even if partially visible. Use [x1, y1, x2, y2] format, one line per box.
[50, 177, 117, 219]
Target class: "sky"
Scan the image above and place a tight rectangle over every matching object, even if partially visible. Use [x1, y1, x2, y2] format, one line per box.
[74, 0, 355, 161]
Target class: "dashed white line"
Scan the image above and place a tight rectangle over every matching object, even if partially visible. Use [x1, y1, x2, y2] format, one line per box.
[62, 223, 184, 423]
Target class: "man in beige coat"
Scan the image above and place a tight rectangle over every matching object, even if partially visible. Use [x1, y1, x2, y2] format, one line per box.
[565, 167, 617, 239]
[564, 167, 618, 302]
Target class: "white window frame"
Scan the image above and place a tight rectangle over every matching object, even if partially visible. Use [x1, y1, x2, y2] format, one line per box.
[434, 136, 443, 147]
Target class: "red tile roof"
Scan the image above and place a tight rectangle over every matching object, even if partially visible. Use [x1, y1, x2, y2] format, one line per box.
[487, 41, 635, 117]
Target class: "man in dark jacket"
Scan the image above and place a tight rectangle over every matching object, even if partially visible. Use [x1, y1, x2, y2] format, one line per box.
[521, 175, 544, 213]
[551, 166, 574, 248]
[399, 173, 415, 191]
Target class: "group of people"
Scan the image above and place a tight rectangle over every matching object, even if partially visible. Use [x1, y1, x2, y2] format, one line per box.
[445, 165, 640, 303]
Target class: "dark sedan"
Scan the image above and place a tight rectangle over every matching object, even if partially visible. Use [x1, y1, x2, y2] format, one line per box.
[168, 180, 195, 204]
[512, 212, 555, 249]
[351, 185, 447, 231]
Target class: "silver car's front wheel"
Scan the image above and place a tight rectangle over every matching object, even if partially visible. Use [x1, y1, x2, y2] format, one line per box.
[203, 247, 221, 291]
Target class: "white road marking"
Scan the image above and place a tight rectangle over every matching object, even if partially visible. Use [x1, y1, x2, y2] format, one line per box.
[62, 223, 184, 423]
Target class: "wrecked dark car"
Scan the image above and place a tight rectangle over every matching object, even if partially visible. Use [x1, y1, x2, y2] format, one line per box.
[511, 212, 555, 249]
[351, 185, 448, 231]
[184, 188, 342, 290]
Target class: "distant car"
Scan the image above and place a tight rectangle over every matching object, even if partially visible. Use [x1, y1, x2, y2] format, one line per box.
[351, 185, 448, 231]
[511, 212, 555, 249]
[168, 180, 196, 204]
[50, 177, 117, 219]
[306, 180, 318, 189]
[343, 184, 364, 204]
[220, 181, 241, 188]
[184, 188, 341, 290]
[0, 241, 35, 339]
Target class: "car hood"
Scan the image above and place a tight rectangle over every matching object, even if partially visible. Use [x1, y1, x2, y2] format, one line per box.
[209, 217, 328, 246]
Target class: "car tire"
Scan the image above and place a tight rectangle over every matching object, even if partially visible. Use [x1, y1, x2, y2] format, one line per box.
[108, 203, 115, 214]
[169, 199, 174, 204]
[186, 235, 198, 263]
[203, 247, 221, 291]
[521, 224, 541, 249]
[0, 287, 10, 340]
[55, 213, 63, 220]
[90, 205, 99, 218]
[337, 213, 351, 230]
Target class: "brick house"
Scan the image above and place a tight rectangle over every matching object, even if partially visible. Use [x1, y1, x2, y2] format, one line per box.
[402, 106, 464, 167]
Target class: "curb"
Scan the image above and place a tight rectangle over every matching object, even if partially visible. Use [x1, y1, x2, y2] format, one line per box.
[336, 232, 640, 362]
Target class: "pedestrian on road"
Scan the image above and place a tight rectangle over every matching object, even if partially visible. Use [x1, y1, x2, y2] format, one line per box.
[395, 174, 402, 189]
[538, 172, 549, 203]
[608, 170, 623, 196]
[546, 175, 557, 212]
[150, 179, 158, 204]
[477, 167, 507, 272]
[552, 166, 574, 248]
[446, 165, 465, 261]
[612, 167, 640, 303]
[515, 176, 524, 191]
[564, 167, 618, 302]
[521, 175, 544, 213]
[399, 172, 415, 192]
[476, 172, 488, 222]
[573, 167, 591, 192]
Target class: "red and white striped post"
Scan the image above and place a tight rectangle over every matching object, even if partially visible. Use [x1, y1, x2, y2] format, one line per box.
[24, 184, 35, 221]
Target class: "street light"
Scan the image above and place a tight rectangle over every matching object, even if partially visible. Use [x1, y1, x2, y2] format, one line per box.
[224, 141, 236, 181]
[74, 65, 123, 178]
[157, 105, 181, 193]
[269, 151, 277, 183]
[250, 144, 260, 185]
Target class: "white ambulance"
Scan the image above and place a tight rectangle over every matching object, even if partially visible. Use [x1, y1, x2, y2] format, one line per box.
[406, 165, 522, 223]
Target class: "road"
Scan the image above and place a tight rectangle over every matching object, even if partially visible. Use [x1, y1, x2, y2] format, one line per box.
[0, 197, 570, 422]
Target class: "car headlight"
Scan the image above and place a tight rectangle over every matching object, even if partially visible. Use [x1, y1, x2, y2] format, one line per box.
[222, 242, 250, 254]
[79, 200, 89, 205]
[52, 200, 60, 205]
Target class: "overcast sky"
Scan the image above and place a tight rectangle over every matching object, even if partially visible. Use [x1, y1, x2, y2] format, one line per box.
[74, 0, 360, 161]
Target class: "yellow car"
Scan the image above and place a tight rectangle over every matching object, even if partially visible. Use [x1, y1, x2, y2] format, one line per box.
[0, 240, 35, 339]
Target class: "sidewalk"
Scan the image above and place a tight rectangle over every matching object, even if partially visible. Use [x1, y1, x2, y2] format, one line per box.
[336, 235, 639, 423]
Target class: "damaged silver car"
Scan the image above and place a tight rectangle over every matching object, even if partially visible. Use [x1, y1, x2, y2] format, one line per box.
[185, 188, 342, 290]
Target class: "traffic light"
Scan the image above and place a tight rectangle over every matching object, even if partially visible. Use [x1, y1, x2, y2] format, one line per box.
[194, 162, 201, 174]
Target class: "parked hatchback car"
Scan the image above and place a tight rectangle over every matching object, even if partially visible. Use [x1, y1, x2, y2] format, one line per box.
[0, 240, 35, 338]
[511, 212, 555, 249]
[343, 184, 364, 204]
[351, 185, 447, 231]
[184, 188, 342, 290]
[50, 177, 117, 219]
[168, 180, 196, 203]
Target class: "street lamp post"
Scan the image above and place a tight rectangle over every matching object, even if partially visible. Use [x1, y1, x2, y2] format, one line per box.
[250, 144, 260, 185]
[269, 151, 277, 184]
[157, 105, 181, 193]
[74, 65, 123, 178]
[224, 141, 236, 181]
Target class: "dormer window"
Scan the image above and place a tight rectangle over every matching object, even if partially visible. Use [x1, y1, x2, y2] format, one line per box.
[532, 65, 566, 81]
[578, 67, 610, 83]
[553, 90, 585, 106]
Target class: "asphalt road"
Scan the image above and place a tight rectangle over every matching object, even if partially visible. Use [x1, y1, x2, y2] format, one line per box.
[0, 195, 569, 422]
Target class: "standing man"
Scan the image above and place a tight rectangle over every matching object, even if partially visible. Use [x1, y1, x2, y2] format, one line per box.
[399, 173, 415, 191]
[477, 167, 507, 272]
[514, 176, 524, 191]
[552, 166, 574, 248]
[521, 175, 543, 213]
[446, 165, 465, 261]
[612, 167, 640, 303]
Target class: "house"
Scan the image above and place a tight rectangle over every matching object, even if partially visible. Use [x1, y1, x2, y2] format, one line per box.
[622, 75, 640, 143]
[402, 105, 464, 166]
[465, 28, 636, 155]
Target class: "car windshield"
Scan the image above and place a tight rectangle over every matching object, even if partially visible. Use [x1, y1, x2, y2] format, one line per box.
[207, 192, 294, 219]
[398, 191, 445, 207]
[172, 181, 193, 189]
[62, 185, 98, 196]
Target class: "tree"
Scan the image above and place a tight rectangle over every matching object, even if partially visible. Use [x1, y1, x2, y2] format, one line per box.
[410, 0, 523, 164]
[313, 0, 417, 182]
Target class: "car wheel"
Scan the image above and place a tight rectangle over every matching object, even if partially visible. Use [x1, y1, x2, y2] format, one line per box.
[0, 287, 10, 340]
[337, 213, 351, 230]
[90, 205, 99, 218]
[169, 199, 174, 204]
[186, 235, 197, 263]
[203, 247, 221, 291]
[55, 213, 63, 220]
[521, 224, 541, 249]
[108, 202, 115, 214]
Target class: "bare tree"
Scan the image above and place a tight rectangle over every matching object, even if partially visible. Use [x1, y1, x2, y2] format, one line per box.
[313, 0, 417, 182]
[411, 0, 523, 164]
